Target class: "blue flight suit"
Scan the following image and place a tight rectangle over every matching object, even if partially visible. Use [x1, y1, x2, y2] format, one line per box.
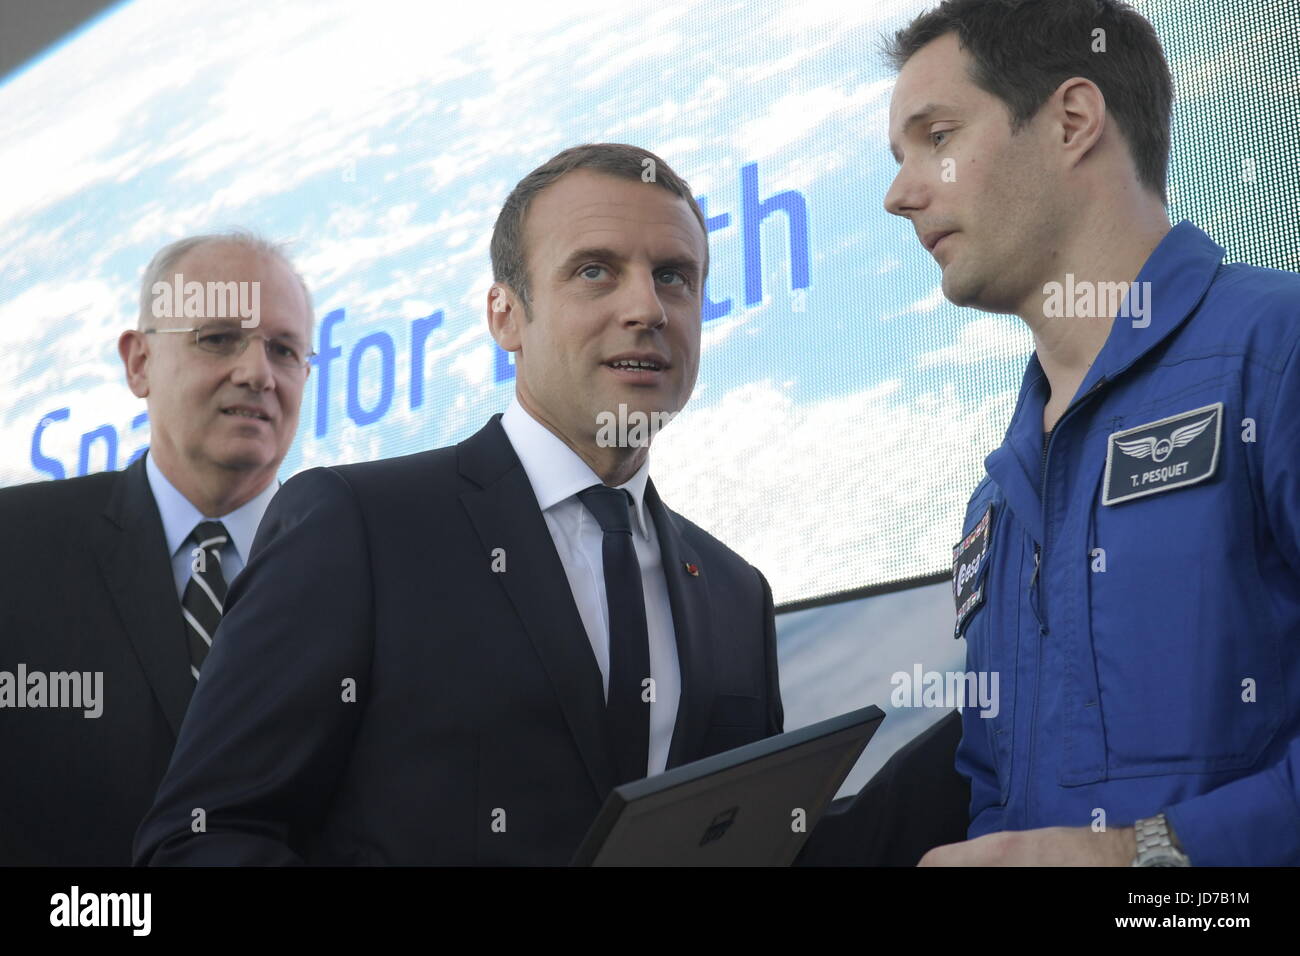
[952, 221, 1300, 865]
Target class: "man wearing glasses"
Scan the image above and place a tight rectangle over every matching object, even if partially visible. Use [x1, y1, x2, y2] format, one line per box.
[0, 232, 314, 864]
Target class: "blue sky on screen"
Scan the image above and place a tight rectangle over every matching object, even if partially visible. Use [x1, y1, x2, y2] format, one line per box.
[0, 0, 1286, 604]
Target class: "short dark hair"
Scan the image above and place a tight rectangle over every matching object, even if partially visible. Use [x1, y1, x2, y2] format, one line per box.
[884, 0, 1173, 201]
[490, 143, 709, 311]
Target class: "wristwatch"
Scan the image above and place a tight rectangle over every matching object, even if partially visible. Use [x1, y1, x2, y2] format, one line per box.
[1131, 813, 1191, 866]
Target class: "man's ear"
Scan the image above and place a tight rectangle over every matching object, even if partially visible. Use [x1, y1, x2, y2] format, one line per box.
[118, 329, 150, 398]
[486, 284, 524, 354]
[1053, 76, 1106, 173]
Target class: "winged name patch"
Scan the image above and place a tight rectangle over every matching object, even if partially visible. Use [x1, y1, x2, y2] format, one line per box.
[1102, 402, 1222, 505]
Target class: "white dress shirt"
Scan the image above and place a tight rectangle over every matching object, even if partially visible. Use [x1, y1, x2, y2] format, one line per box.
[144, 450, 279, 601]
[500, 398, 682, 777]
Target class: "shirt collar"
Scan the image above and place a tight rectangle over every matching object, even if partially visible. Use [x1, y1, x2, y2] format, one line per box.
[144, 449, 279, 562]
[500, 397, 651, 538]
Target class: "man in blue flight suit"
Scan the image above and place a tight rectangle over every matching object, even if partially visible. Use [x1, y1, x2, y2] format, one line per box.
[883, 0, 1300, 865]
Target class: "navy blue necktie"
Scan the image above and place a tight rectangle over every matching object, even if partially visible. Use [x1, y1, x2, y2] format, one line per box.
[577, 484, 651, 785]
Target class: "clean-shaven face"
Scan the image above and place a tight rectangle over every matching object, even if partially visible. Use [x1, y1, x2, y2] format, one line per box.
[142, 242, 312, 480]
[512, 168, 706, 449]
[885, 32, 1064, 315]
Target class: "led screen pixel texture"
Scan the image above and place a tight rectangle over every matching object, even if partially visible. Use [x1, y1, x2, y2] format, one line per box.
[0, 0, 1294, 606]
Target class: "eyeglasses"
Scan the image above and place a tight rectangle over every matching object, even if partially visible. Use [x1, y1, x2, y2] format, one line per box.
[145, 325, 315, 370]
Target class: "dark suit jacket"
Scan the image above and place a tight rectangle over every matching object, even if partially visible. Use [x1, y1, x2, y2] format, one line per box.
[134, 415, 784, 865]
[0, 456, 196, 865]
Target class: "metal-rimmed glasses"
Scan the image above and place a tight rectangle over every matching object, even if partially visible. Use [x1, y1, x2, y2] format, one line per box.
[145, 324, 315, 370]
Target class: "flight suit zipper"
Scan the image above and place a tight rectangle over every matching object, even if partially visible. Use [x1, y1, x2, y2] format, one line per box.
[1029, 432, 1050, 597]
[1023, 375, 1107, 821]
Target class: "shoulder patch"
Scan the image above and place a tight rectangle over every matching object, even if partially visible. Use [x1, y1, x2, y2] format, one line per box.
[952, 502, 994, 638]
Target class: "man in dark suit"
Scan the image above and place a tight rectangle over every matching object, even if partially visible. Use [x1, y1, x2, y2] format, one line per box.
[0, 233, 314, 864]
[134, 144, 784, 865]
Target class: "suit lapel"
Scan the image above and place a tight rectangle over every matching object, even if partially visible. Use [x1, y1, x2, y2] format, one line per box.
[645, 481, 716, 769]
[90, 456, 194, 738]
[457, 417, 618, 798]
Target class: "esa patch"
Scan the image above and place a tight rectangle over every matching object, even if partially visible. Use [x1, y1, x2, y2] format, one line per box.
[1103, 402, 1222, 506]
[952, 503, 994, 638]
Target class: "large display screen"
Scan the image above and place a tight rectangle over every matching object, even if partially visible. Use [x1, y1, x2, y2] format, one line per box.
[1, 0, 1293, 605]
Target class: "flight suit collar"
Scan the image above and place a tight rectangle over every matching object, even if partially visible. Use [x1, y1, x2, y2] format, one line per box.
[984, 220, 1226, 544]
[1075, 219, 1225, 397]
[985, 355, 1050, 544]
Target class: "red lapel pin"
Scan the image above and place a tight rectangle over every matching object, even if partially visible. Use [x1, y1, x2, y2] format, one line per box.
[684, 562, 699, 576]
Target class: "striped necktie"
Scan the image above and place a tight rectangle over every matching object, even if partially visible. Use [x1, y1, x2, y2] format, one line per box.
[181, 520, 230, 681]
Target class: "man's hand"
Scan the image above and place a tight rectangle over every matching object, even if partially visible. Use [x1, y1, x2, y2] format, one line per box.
[918, 825, 1136, 866]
